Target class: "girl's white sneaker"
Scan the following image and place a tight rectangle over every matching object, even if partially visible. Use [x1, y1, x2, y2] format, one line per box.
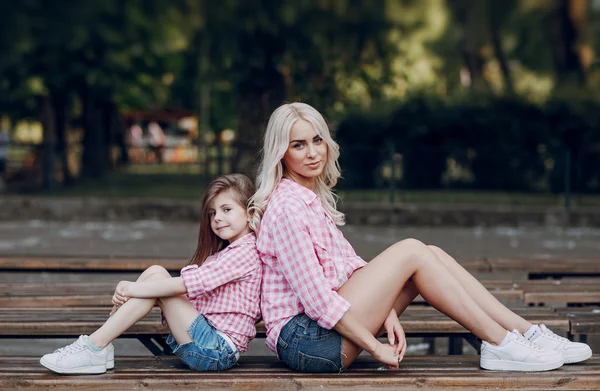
[40, 335, 110, 374]
[525, 324, 592, 364]
[480, 330, 564, 371]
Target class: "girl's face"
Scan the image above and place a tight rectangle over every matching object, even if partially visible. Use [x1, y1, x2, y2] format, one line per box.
[208, 190, 251, 243]
[282, 120, 328, 189]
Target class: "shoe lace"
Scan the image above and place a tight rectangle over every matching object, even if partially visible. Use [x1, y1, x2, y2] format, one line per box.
[54, 340, 85, 356]
[516, 334, 543, 351]
[540, 325, 570, 343]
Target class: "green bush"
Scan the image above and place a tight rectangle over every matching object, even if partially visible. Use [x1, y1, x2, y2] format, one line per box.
[335, 94, 600, 192]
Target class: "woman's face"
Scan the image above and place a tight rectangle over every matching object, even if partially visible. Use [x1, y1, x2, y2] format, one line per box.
[282, 120, 328, 189]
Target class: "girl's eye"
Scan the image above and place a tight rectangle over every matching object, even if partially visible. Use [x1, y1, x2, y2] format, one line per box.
[223, 208, 231, 213]
[209, 212, 216, 217]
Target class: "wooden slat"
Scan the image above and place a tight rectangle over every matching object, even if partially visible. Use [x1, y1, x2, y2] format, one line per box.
[487, 258, 600, 276]
[0, 356, 598, 390]
[0, 256, 186, 272]
[0, 307, 570, 337]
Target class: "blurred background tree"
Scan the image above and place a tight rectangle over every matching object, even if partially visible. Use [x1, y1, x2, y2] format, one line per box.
[0, 0, 598, 197]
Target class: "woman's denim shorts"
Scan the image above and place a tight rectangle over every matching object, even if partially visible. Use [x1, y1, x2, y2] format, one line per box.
[166, 314, 239, 371]
[276, 313, 343, 373]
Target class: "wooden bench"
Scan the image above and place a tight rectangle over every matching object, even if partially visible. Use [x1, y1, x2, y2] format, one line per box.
[1, 355, 598, 390]
[0, 306, 575, 356]
[3, 279, 600, 308]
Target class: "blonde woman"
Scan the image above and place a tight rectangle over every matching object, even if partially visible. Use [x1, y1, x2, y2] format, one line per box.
[250, 102, 591, 373]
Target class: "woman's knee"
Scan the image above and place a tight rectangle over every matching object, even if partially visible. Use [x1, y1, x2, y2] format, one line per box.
[390, 238, 431, 265]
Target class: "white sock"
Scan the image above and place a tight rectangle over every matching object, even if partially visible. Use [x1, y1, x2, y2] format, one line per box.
[523, 325, 538, 340]
[83, 335, 103, 352]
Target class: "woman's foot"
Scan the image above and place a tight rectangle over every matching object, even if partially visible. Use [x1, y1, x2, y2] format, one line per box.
[524, 324, 592, 364]
[40, 335, 113, 374]
[480, 330, 564, 371]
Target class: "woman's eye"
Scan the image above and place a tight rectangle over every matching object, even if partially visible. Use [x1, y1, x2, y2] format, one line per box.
[314, 137, 323, 144]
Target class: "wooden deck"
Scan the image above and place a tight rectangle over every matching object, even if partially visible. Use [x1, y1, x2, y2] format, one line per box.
[1, 356, 599, 390]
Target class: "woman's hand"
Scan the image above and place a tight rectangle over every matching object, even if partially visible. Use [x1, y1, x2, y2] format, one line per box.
[112, 281, 133, 306]
[383, 309, 407, 361]
[372, 343, 400, 369]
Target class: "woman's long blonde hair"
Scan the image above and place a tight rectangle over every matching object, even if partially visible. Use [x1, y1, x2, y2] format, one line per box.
[249, 102, 344, 233]
[189, 174, 255, 266]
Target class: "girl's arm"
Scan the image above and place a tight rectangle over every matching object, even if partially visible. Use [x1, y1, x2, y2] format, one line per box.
[120, 277, 187, 299]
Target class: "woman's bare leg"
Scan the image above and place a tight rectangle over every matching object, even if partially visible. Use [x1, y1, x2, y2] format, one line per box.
[427, 245, 532, 333]
[337, 239, 508, 368]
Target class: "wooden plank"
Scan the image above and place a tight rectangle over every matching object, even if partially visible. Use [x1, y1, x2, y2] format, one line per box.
[0, 256, 186, 272]
[0, 256, 490, 273]
[0, 356, 598, 390]
[0, 307, 570, 337]
[487, 258, 600, 276]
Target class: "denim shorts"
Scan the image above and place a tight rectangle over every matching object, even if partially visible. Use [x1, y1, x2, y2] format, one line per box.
[276, 313, 343, 373]
[166, 314, 239, 371]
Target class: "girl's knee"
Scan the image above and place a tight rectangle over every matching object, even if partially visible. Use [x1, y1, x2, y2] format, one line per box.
[142, 265, 171, 282]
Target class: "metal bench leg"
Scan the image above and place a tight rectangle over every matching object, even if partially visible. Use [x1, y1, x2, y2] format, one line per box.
[448, 337, 462, 355]
[139, 337, 172, 356]
[464, 335, 482, 354]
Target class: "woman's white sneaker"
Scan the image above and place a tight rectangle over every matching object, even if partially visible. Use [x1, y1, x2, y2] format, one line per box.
[480, 330, 564, 371]
[40, 336, 110, 374]
[525, 324, 592, 364]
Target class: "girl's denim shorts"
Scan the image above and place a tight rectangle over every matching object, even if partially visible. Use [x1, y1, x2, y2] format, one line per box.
[276, 313, 343, 373]
[166, 314, 239, 371]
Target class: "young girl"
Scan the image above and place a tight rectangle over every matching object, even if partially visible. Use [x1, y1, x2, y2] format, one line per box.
[40, 174, 262, 374]
[250, 102, 592, 372]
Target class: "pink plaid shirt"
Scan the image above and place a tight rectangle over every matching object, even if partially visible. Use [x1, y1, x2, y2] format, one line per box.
[257, 179, 367, 353]
[180, 232, 261, 353]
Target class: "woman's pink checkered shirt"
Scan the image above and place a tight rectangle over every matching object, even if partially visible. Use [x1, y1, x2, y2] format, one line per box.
[257, 179, 367, 354]
[180, 232, 262, 353]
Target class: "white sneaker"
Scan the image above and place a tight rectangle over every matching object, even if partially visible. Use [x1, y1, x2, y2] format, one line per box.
[526, 324, 592, 364]
[480, 330, 564, 371]
[106, 343, 115, 370]
[40, 336, 110, 374]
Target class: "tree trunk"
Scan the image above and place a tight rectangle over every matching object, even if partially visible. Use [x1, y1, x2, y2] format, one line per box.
[81, 86, 110, 179]
[51, 91, 73, 184]
[553, 0, 589, 85]
[233, 68, 286, 179]
[490, 0, 514, 94]
[40, 95, 56, 190]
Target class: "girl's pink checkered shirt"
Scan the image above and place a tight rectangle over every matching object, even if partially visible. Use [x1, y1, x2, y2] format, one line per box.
[180, 232, 262, 353]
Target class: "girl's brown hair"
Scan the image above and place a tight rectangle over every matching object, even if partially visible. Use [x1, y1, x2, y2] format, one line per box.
[188, 174, 255, 266]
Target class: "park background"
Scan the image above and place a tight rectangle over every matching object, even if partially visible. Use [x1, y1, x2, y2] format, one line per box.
[0, 0, 599, 208]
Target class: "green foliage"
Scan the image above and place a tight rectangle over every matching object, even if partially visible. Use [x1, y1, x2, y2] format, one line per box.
[336, 94, 600, 192]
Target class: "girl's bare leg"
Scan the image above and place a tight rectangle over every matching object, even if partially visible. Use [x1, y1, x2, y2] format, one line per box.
[336, 239, 508, 368]
[88, 266, 194, 348]
[427, 245, 532, 333]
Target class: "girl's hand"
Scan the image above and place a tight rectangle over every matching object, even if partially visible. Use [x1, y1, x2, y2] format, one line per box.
[372, 343, 400, 369]
[384, 309, 407, 361]
[112, 281, 133, 306]
[109, 304, 120, 317]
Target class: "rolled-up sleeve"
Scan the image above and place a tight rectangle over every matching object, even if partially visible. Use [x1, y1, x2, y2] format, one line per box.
[272, 211, 351, 329]
[181, 245, 257, 300]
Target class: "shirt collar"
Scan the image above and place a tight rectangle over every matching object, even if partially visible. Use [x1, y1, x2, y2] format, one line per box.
[279, 178, 318, 206]
[226, 232, 256, 249]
